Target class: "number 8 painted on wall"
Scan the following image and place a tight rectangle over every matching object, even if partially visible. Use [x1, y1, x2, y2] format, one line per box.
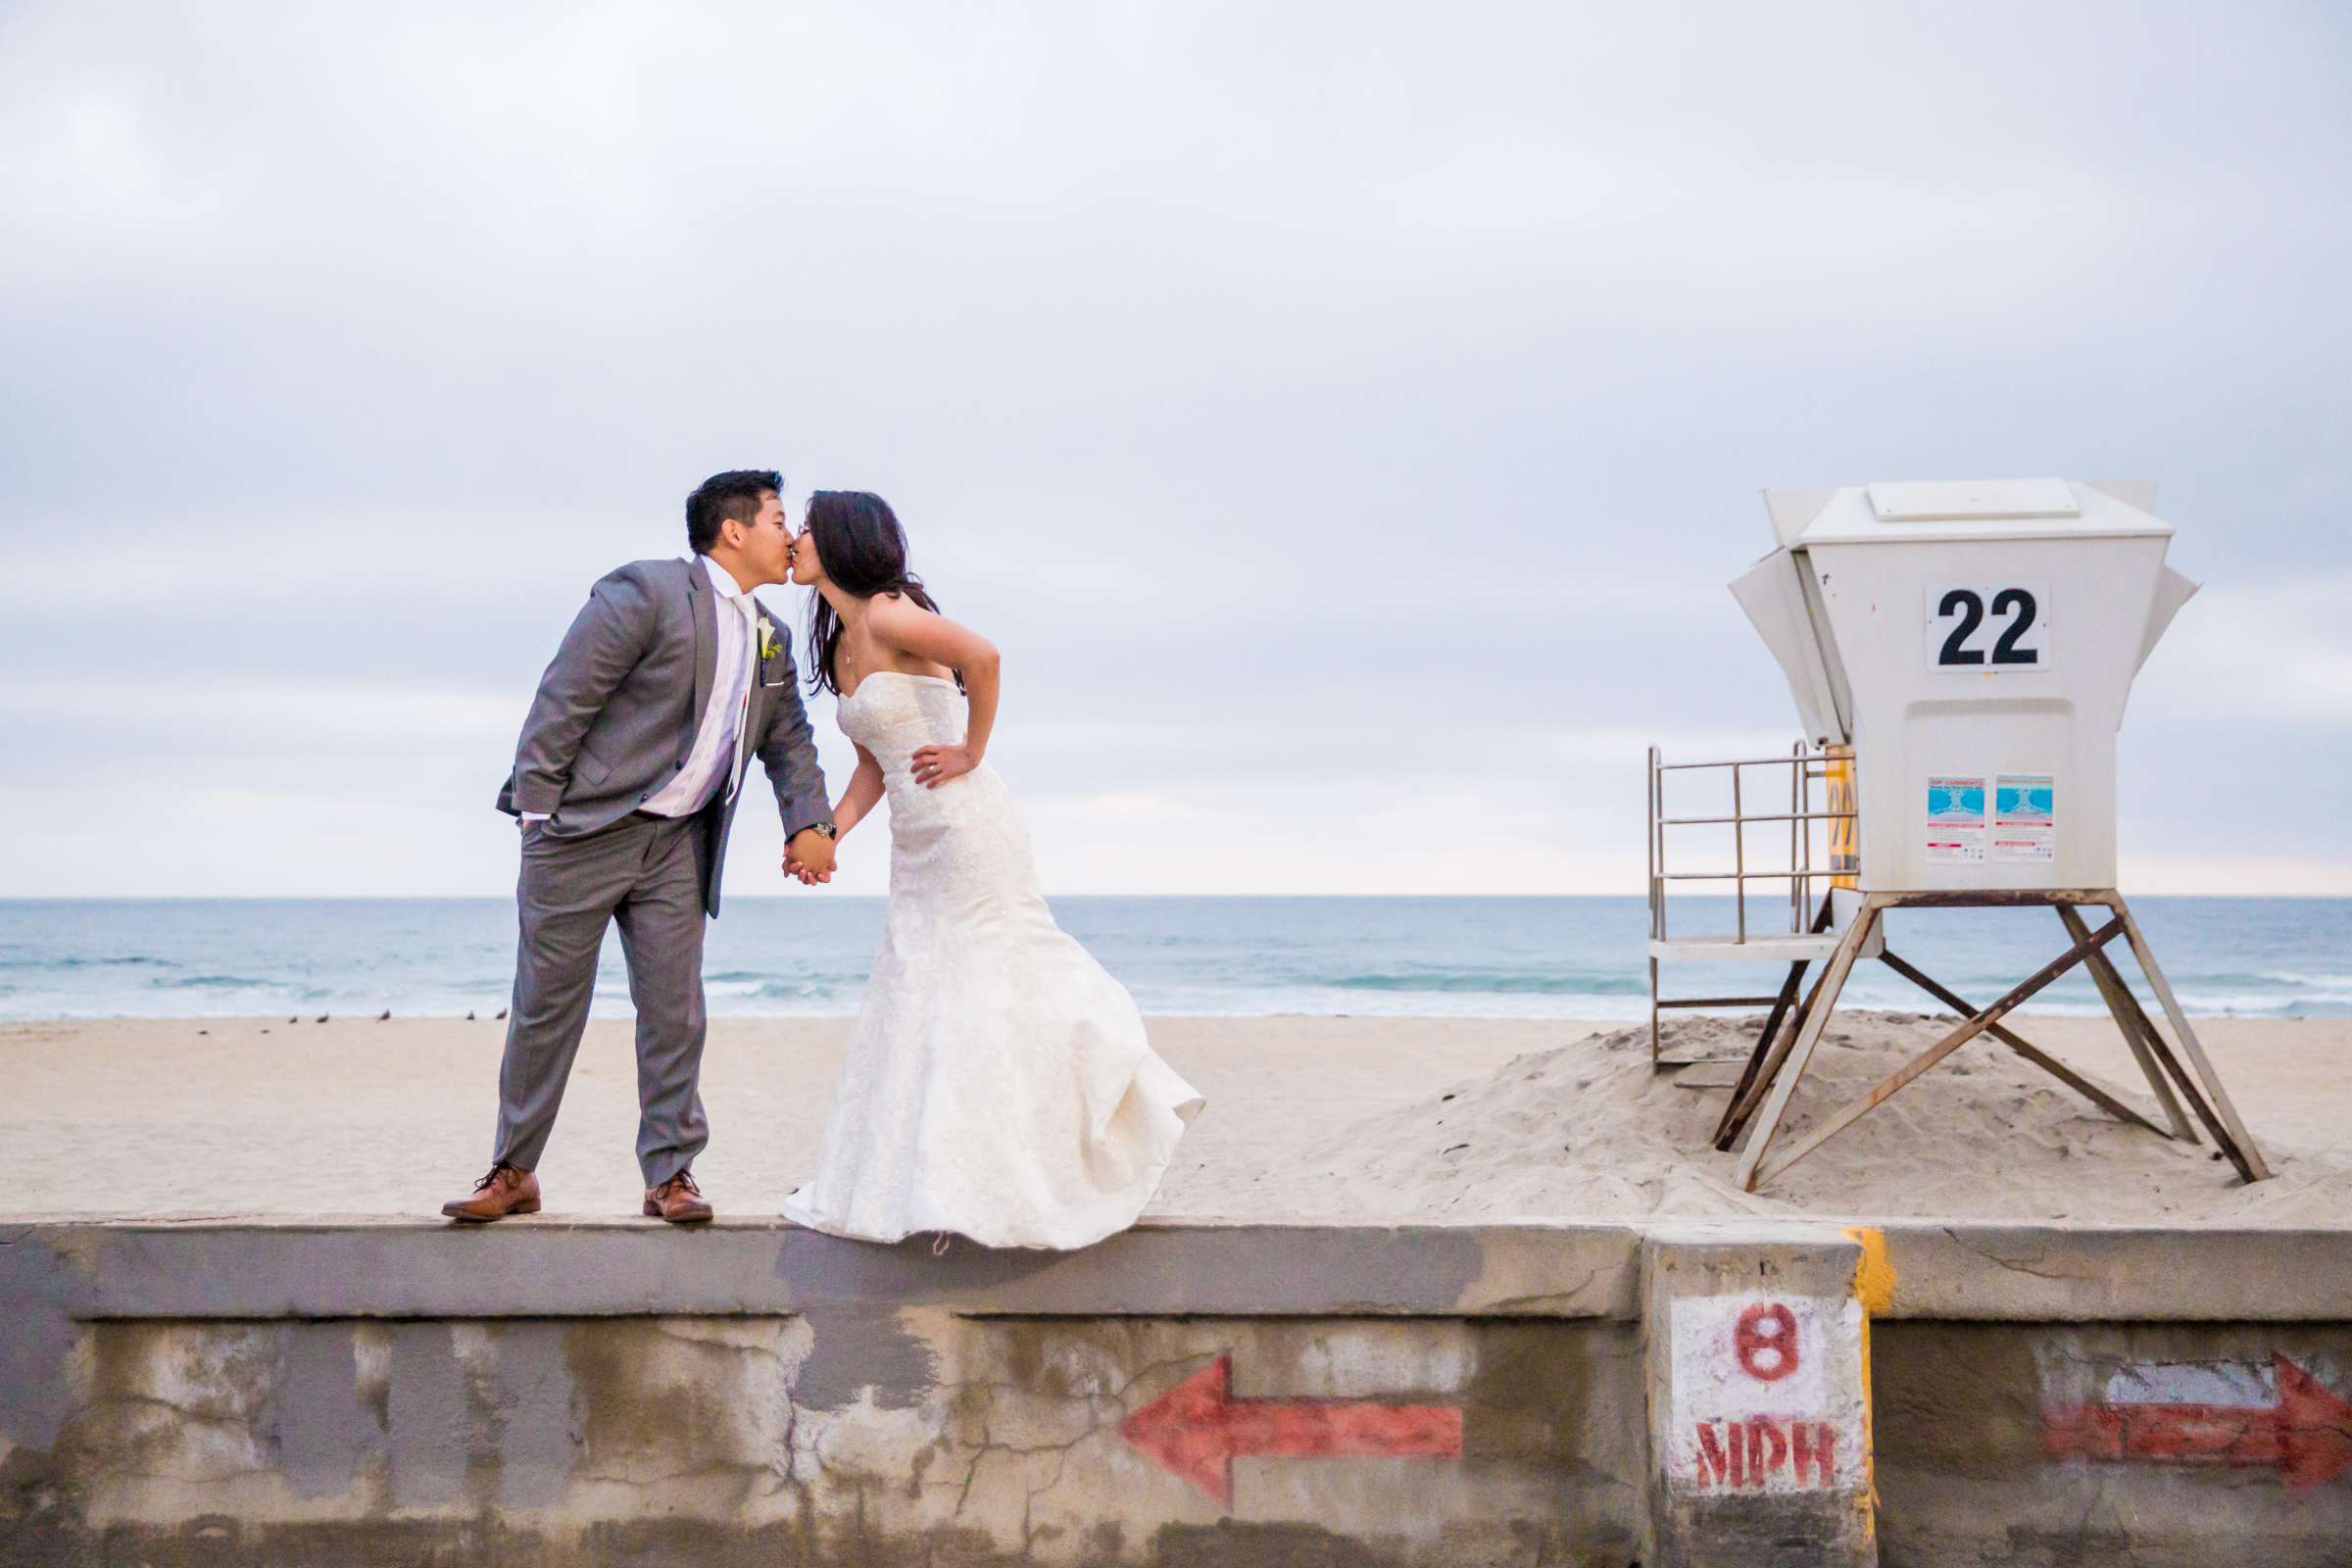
[1734, 1301, 1800, 1383]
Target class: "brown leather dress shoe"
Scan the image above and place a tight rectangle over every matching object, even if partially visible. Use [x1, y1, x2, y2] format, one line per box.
[441, 1163, 540, 1222]
[644, 1169, 713, 1224]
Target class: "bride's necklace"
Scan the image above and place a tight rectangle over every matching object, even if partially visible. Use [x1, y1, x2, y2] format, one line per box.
[834, 608, 866, 687]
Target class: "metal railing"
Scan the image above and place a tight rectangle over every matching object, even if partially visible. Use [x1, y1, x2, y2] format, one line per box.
[1646, 742, 1857, 945]
[1645, 741, 1860, 1064]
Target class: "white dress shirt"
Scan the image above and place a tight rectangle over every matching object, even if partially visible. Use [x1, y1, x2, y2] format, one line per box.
[641, 554, 762, 817]
[524, 554, 761, 823]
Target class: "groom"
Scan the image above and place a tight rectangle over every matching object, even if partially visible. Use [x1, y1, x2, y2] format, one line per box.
[443, 469, 837, 1225]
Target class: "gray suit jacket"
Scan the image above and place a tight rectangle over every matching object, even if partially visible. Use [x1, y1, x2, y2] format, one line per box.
[495, 558, 832, 915]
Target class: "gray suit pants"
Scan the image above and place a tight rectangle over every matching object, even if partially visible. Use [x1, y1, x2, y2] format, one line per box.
[493, 811, 711, 1187]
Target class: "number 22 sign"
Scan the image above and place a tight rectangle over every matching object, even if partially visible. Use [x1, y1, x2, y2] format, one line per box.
[1926, 580, 2050, 672]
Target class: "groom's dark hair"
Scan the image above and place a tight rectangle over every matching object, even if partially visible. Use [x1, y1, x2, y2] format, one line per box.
[685, 469, 783, 554]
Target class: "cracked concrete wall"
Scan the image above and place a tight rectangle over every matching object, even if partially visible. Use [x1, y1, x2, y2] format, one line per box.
[13, 1221, 2352, 1565]
[4, 1312, 1645, 1568]
[1875, 1323, 2352, 1568]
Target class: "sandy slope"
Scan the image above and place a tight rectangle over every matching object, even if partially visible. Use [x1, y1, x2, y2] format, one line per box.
[1188, 1012, 2352, 1226]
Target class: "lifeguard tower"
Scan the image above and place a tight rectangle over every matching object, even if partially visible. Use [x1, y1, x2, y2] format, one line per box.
[1646, 478, 2269, 1193]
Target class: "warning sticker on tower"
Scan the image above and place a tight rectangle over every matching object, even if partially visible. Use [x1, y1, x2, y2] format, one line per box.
[1925, 775, 1986, 863]
[1993, 773, 2056, 863]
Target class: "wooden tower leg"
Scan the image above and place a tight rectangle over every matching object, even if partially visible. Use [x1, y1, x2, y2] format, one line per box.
[1717, 958, 1837, 1151]
[1731, 900, 1880, 1191]
[2110, 897, 2271, 1183]
[1709, 958, 1809, 1149]
[2057, 905, 2196, 1141]
[1714, 899, 1839, 1149]
[2064, 905, 2232, 1148]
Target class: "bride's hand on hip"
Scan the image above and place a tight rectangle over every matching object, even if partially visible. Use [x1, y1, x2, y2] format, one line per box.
[910, 741, 978, 789]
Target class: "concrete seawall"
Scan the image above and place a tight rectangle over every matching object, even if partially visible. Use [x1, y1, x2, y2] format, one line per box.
[3, 1216, 2348, 1565]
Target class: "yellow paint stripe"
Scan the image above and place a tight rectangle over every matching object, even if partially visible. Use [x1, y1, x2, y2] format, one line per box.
[1844, 1225, 1892, 1533]
[1845, 1225, 1895, 1314]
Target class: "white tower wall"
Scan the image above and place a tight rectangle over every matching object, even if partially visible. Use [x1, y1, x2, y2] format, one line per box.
[1734, 479, 2196, 895]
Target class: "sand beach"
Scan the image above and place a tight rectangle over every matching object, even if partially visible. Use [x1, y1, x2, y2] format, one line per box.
[6, 1010, 2346, 1227]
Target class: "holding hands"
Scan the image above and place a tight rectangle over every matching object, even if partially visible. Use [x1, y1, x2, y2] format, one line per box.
[784, 826, 837, 887]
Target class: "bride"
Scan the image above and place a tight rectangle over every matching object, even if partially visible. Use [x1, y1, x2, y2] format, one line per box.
[778, 491, 1203, 1250]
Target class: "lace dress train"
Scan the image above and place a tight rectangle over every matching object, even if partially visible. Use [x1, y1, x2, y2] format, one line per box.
[781, 673, 1203, 1250]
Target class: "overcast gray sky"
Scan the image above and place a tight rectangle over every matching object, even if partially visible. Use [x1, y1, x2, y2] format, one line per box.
[3, 2, 2347, 899]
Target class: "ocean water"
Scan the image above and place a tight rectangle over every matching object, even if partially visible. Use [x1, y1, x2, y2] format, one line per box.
[0, 896, 2346, 1022]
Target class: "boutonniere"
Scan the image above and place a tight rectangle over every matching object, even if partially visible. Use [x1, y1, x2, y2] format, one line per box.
[757, 617, 778, 661]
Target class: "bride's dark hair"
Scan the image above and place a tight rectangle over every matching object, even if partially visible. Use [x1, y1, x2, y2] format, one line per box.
[802, 490, 958, 696]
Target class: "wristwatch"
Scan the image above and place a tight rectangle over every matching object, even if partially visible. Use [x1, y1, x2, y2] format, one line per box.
[803, 823, 837, 840]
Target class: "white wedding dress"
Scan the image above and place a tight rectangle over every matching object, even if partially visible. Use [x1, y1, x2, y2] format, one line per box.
[781, 672, 1203, 1250]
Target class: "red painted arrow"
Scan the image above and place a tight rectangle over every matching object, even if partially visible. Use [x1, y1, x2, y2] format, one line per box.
[1118, 1353, 1464, 1505]
[2043, 1355, 2352, 1489]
